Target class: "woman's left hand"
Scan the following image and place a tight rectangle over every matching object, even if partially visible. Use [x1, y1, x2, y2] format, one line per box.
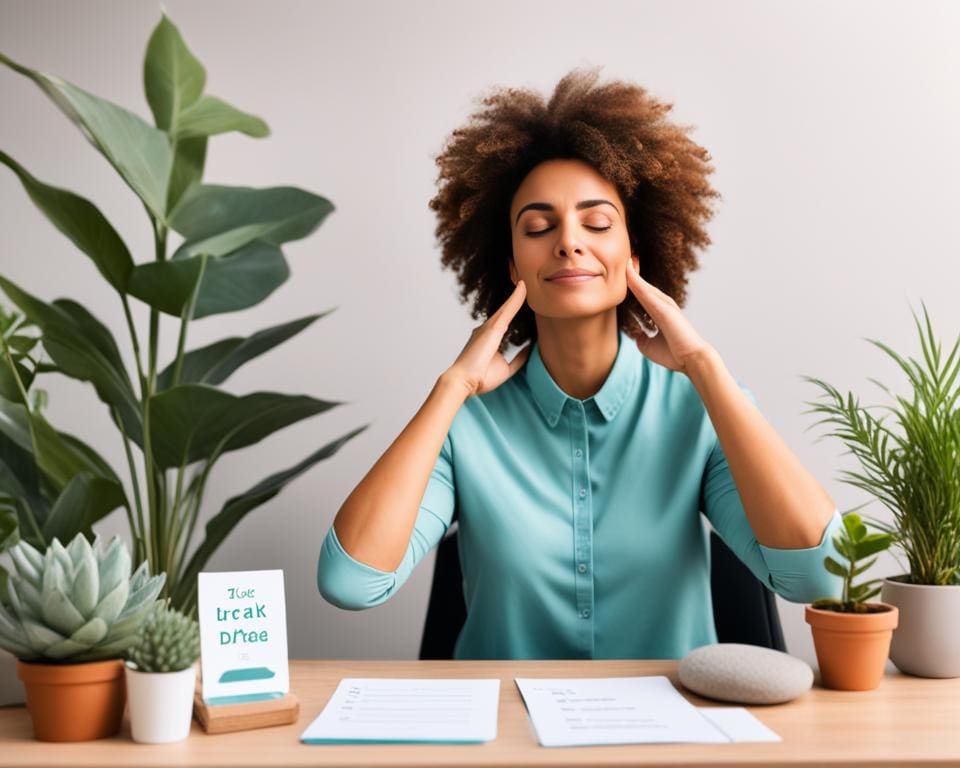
[624, 259, 714, 375]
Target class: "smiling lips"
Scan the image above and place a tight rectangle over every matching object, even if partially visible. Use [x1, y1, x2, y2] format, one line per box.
[546, 268, 601, 285]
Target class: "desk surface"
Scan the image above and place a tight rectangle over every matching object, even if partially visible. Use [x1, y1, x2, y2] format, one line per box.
[1, 659, 958, 767]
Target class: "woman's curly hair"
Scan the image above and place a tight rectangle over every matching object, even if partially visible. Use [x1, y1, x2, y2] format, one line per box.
[428, 65, 721, 349]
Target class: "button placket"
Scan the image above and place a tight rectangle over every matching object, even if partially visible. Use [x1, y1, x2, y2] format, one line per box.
[570, 401, 595, 656]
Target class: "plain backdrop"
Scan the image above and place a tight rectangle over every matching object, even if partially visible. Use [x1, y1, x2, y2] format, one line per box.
[0, 0, 958, 671]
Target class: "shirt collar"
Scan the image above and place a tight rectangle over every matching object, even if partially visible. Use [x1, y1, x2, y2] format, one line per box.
[524, 329, 640, 428]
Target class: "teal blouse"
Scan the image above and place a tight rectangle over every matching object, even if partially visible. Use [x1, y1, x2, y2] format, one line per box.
[317, 329, 844, 659]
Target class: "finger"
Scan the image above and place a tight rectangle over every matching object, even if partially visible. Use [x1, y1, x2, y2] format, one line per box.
[492, 280, 527, 326]
[507, 343, 532, 374]
[626, 261, 672, 305]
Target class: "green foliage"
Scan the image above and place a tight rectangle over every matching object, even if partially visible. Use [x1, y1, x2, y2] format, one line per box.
[127, 601, 199, 673]
[0, 533, 165, 662]
[812, 512, 894, 613]
[0, 14, 369, 616]
[802, 302, 960, 586]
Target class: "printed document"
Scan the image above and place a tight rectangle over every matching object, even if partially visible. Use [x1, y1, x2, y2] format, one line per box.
[300, 678, 500, 744]
[515, 676, 779, 747]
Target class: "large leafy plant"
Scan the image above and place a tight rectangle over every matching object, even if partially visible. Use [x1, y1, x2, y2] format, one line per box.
[0, 15, 366, 616]
[802, 302, 960, 587]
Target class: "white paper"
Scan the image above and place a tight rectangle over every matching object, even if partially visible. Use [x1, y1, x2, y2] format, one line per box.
[197, 570, 289, 705]
[300, 678, 501, 744]
[697, 707, 781, 742]
[515, 676, 732, 747]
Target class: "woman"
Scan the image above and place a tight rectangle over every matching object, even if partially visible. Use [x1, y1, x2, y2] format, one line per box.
[317, 66, 843, 659]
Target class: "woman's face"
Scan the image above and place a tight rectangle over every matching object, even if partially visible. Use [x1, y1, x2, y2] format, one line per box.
[508, 158, 639, 320]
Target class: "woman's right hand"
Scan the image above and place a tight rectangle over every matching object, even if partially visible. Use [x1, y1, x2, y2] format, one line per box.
[443, 280, 531, 397]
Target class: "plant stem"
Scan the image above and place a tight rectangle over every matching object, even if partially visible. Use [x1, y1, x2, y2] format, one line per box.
[143, 218, 168, 577]
[0, 334, 40, 463]
[116, 408, 146, 564]
[121, 296, 147, 394]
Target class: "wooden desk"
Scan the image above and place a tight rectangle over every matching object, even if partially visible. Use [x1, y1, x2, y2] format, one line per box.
[1, 659, 958, 767]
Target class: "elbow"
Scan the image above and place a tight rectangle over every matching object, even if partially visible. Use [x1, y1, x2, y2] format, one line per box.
[315, 527, 397, 610]
[770, 567, 844, 605]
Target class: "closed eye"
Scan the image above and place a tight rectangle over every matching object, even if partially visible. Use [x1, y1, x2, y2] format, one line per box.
[525, 225, 611, 237]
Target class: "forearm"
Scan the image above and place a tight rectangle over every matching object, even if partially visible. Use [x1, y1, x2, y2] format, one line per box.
[685, 346, 836, 549]
[333, 373, 469, 571]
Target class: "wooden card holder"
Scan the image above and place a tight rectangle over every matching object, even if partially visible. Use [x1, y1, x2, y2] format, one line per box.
[193, 678, 300, 734]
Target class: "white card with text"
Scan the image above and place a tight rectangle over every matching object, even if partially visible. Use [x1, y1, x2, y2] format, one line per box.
[198, 569, 290, 705]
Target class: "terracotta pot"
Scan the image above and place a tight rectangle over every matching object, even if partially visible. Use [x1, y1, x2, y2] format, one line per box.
[805, 603, 899, 691]
[16, 658, 126, 741]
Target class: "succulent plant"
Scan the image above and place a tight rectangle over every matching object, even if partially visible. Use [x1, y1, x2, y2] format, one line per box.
[128, 601, 200, 673]
[0, 533, 165, 662]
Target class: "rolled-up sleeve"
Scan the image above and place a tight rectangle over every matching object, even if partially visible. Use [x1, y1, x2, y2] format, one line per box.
[317, 433, 456, 610]
[700, 383, 844, 604]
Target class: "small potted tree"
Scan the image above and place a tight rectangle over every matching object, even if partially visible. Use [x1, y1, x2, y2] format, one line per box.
[125, 601, 200, 743]
[805, 512, 899, 690]
[0, 534, 165, 741]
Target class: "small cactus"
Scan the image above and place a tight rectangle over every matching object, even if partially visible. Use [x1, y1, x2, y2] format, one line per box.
[0, 533, 165, 662]
[127, 601, 200, 673]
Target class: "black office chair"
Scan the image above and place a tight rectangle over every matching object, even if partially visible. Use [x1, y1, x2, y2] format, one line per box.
[419, 511, 786, 660]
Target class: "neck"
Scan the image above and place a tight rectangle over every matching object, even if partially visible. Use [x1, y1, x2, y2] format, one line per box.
[534, 310, 620, 400]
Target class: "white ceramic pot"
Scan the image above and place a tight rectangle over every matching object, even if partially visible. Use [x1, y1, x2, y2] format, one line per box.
[124, 661, 197, 743]
[881, 575, 960, 678]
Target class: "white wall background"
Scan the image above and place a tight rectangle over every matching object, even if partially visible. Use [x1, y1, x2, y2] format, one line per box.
[0, 0, 957, 670]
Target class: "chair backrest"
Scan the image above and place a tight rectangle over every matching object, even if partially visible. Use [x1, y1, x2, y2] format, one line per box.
[419, 512, 786, 660]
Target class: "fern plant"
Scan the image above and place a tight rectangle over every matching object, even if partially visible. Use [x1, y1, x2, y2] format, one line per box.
[802, 301, 960, 587]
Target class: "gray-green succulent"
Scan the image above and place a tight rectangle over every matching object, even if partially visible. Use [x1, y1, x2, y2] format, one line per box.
[0, 533, 165, 662]
[128, 602, 199, 673]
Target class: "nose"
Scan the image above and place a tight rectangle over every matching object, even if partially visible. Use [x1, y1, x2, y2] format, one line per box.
[553, 215, 584, 259]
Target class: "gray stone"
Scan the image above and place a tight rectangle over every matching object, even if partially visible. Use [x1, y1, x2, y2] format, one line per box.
[678, 643, 813, 704]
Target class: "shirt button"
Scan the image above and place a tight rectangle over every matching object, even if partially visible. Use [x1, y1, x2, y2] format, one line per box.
[579, 488, 587, 498]
[580, 609, 591, 619]
[575, 449, 583, 458]
[578, 563, 587, 573]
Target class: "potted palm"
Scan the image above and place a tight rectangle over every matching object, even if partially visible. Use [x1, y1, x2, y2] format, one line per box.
[125, 601, 200, 743]
[805, 512, 898, 690]
[0, 533, 165, 741]
[802, 302, 960, 678]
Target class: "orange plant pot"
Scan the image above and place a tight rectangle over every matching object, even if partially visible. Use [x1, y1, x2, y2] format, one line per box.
[16, 658, 126, 741]
[805, 603, 899, 691]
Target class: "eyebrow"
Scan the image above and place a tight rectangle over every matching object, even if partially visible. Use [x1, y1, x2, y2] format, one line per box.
[514, 199, 621, 226]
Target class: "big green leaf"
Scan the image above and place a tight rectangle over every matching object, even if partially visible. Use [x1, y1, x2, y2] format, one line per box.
[853, 533, 893, 561]
[0, 51, 172, 221]
[0, 429, 43, 508]
[156, 312, 331, 389]
[174, 95, 269, 139]
[174, 424, 368, 608]
[0, 397, 120, 492]
[166, 136, 207, 215]
[0, 151, 133, 292]
[143, 14, 205, 132]
[0, 358, 34, 404]
[169, 184, 333, 259]
[148, 385, 342, 469]
[41, 473, 126, 544]
[127, 240, 289, 318]
[0, 277, 142, 444]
